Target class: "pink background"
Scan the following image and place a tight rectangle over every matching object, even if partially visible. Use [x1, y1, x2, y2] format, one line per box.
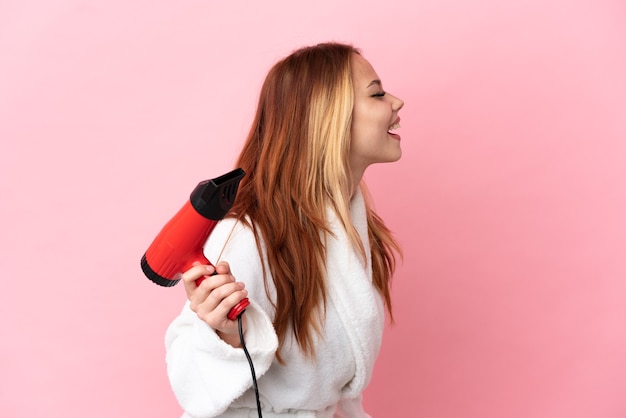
[1, 0, 625, 417]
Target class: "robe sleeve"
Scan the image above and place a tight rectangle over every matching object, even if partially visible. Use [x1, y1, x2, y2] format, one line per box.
[164, 219, 278, 418]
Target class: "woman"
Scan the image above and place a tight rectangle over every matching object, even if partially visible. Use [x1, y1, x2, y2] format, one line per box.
[165, 42, 405, 417]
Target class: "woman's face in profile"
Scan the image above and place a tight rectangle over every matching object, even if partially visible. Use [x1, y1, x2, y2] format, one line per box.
[349, 53, 404, 175]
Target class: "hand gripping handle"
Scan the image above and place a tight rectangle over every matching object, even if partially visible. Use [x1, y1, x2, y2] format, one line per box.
[195, 255, 250, 320]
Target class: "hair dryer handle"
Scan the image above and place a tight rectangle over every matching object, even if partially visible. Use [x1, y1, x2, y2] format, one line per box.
[194, 255, 250, 321]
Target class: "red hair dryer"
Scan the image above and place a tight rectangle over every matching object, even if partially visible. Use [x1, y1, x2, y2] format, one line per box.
[140, 168, 249, 320]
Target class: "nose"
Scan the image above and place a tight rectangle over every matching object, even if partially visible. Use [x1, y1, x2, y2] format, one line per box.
[390, 93, 404, 112]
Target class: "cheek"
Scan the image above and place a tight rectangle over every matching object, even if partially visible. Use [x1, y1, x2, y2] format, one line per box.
[352, 103, 387, 137]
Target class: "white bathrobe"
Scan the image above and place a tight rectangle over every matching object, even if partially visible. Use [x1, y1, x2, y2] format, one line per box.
[165, 190, 385, 417]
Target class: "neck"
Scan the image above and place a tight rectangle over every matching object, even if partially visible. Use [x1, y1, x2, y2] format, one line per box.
[350, 165, 366, 198]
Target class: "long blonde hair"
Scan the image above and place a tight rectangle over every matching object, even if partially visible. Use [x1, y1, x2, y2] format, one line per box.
[228, 43, 400, 360]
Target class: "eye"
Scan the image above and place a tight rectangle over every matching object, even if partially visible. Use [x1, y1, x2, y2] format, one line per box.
[371, 91, 386, 98]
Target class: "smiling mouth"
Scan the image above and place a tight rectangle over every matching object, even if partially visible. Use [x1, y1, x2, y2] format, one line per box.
[388, 122, 401, 132]
[388, 116, 401, 136]
[388, 116, 401, 133]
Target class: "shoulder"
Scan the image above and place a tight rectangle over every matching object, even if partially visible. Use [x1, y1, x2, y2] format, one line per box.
[203, 218, 276, 313]
[203, 217, 258, 262]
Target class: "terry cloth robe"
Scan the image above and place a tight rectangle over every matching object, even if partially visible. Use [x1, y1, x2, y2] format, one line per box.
[165, 189, 385, 417]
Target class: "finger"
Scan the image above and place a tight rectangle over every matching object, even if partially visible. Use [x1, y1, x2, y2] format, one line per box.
[196, 272, 236, 297]
[189, 274, 239, 314]
[214, 261, 231, 275]
[204, 285, 249, 326]
[195, 283, 247, 327]
[200, 281, 245, 313]
[182, 264, 215, 296]
[217, 286, 249, 320]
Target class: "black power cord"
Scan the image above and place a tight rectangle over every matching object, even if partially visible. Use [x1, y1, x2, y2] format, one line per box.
[238, 313, 262, 418]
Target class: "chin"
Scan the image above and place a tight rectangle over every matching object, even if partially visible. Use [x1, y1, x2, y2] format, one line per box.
[379, 152, 402, 164]
[389, 148, 402, 162]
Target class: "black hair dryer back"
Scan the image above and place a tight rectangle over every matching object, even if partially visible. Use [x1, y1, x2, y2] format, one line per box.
[140, 168, 249, 320]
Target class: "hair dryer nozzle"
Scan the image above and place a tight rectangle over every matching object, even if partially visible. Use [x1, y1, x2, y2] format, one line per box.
[190, 168, 246, 220]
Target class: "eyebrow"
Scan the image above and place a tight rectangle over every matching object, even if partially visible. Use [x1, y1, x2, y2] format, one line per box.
[367, 79, 382, 88]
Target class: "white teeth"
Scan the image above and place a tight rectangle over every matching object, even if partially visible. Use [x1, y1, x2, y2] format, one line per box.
[388, 123, 401, 131]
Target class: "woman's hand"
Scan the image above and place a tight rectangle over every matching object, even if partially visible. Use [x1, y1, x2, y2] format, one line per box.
[182, 261, 248, 347]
